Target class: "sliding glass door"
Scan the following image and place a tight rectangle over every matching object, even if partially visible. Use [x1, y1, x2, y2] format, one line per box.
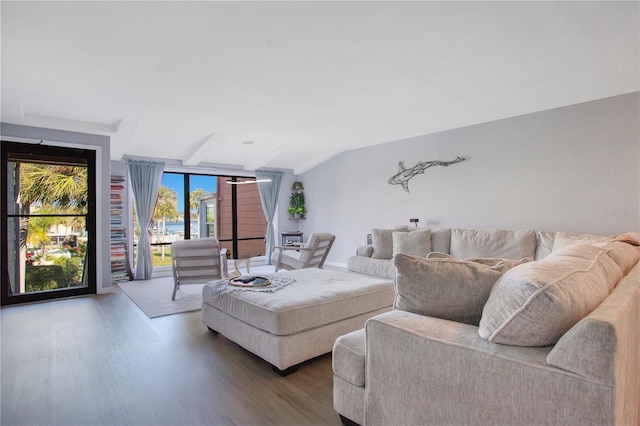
[136, 172, 267, 269]
[1, 141, 96, 305]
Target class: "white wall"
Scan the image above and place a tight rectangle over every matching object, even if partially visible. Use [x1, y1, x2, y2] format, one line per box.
[1, 123, 113, 292]
[300, 93, 640, 265]
[276, 172, 298, 239]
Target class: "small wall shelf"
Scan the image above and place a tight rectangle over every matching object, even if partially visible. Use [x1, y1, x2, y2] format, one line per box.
[288, 182, 307, 219]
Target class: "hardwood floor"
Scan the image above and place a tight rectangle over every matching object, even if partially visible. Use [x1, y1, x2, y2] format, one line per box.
[1, 285, 341, 426]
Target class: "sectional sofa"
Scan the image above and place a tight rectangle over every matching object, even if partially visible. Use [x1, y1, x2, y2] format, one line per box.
[348, 226, 558, 279]
[335, 227, 640, 425]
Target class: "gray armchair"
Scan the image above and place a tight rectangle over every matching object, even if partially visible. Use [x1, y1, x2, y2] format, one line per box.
[170, 238, 228, 300]
[272, 232, 335, 272]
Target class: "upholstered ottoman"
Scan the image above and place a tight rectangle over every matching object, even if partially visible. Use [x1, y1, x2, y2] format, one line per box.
[201, 268, 394, 375]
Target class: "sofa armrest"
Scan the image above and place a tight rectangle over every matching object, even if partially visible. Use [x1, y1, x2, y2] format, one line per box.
[548, 262, 640, 389]
[364, 310, 613, 425]
[356, 244, 373, 257]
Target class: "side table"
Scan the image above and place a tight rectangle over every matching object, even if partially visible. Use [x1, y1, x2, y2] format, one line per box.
[281, 231, 303, 246]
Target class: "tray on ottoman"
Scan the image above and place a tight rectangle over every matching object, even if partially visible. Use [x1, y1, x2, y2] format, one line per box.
[202, 268, 394, 375]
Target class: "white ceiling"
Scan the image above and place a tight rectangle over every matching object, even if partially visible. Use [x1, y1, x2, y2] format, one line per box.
[2, 1, 638, 174]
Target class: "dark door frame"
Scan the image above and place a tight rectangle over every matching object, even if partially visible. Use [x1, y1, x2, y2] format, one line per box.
[1, 141, 97, 305]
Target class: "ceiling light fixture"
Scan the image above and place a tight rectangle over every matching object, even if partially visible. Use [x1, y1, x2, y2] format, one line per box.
[225, 179, 271, 185]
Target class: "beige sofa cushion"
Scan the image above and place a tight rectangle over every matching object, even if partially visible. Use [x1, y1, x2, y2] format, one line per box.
[372, 226, 408, 259]
[394, 254, 531, 326]
[552, 232, 608, 251]
[479, 243, 624, 346]
[347, 256, 396, 280]
[450, 228, 537, 259]
[392, 229, 432, 258]
[332, 328, 366, 387]
[535, 231, 556, 260]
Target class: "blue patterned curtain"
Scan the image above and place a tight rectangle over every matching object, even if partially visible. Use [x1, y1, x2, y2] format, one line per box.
[255, 170, 283, 264]
[127, 160, 165, 279]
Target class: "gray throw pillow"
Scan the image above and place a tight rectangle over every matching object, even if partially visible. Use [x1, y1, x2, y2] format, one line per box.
[394, 254, 532, 326]
[601, 239, 640, 275]
[372, 226, 408, 259]
[430, 228, 452, 254]
[479, 243, 623, 346]
[392, 229, 432, 258]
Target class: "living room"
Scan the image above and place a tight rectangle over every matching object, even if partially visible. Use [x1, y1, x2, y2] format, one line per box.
[1, 1, 639, 425]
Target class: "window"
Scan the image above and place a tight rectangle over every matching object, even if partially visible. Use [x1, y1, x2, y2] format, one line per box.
[133, 172, 267, 268]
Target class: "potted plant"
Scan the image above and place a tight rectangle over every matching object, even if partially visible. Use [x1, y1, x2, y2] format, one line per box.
[289, 191, 306, 219]
[294, 206, 307, 218]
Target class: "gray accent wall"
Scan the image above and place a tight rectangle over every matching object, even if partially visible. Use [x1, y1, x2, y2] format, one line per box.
[1, 123, 112, 293]
[299, 93, 640, 266]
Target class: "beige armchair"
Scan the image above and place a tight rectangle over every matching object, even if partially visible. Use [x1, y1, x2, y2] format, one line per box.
[272, 232, 335, 272]
[170, 238, 228, 300]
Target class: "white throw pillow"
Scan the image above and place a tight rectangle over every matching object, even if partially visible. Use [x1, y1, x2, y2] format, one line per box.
[479, 243, 623, 346]
[392, 229, 432, 258]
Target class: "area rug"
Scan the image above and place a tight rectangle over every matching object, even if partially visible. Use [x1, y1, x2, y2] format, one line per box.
[117, 276, 205, 318]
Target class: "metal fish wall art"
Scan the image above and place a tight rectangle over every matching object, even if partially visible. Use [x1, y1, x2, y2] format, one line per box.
[388, 156, 466, 192]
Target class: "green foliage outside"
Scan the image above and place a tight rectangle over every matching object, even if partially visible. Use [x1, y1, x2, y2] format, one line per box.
[53, 256, 84, 287]
[134, 245, 174, 268]
[153, 186, 179, 241]
[24, 252, 85, 292]
[152, 249, 173, 267]
[19, 164, 88, 209]
[25, 265, 63, 292]
[26, 212, 57, 253]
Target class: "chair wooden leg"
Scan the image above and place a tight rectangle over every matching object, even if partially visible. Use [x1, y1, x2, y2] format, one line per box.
[274, 249, 284, 272]
[172, 283, 179, 301]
